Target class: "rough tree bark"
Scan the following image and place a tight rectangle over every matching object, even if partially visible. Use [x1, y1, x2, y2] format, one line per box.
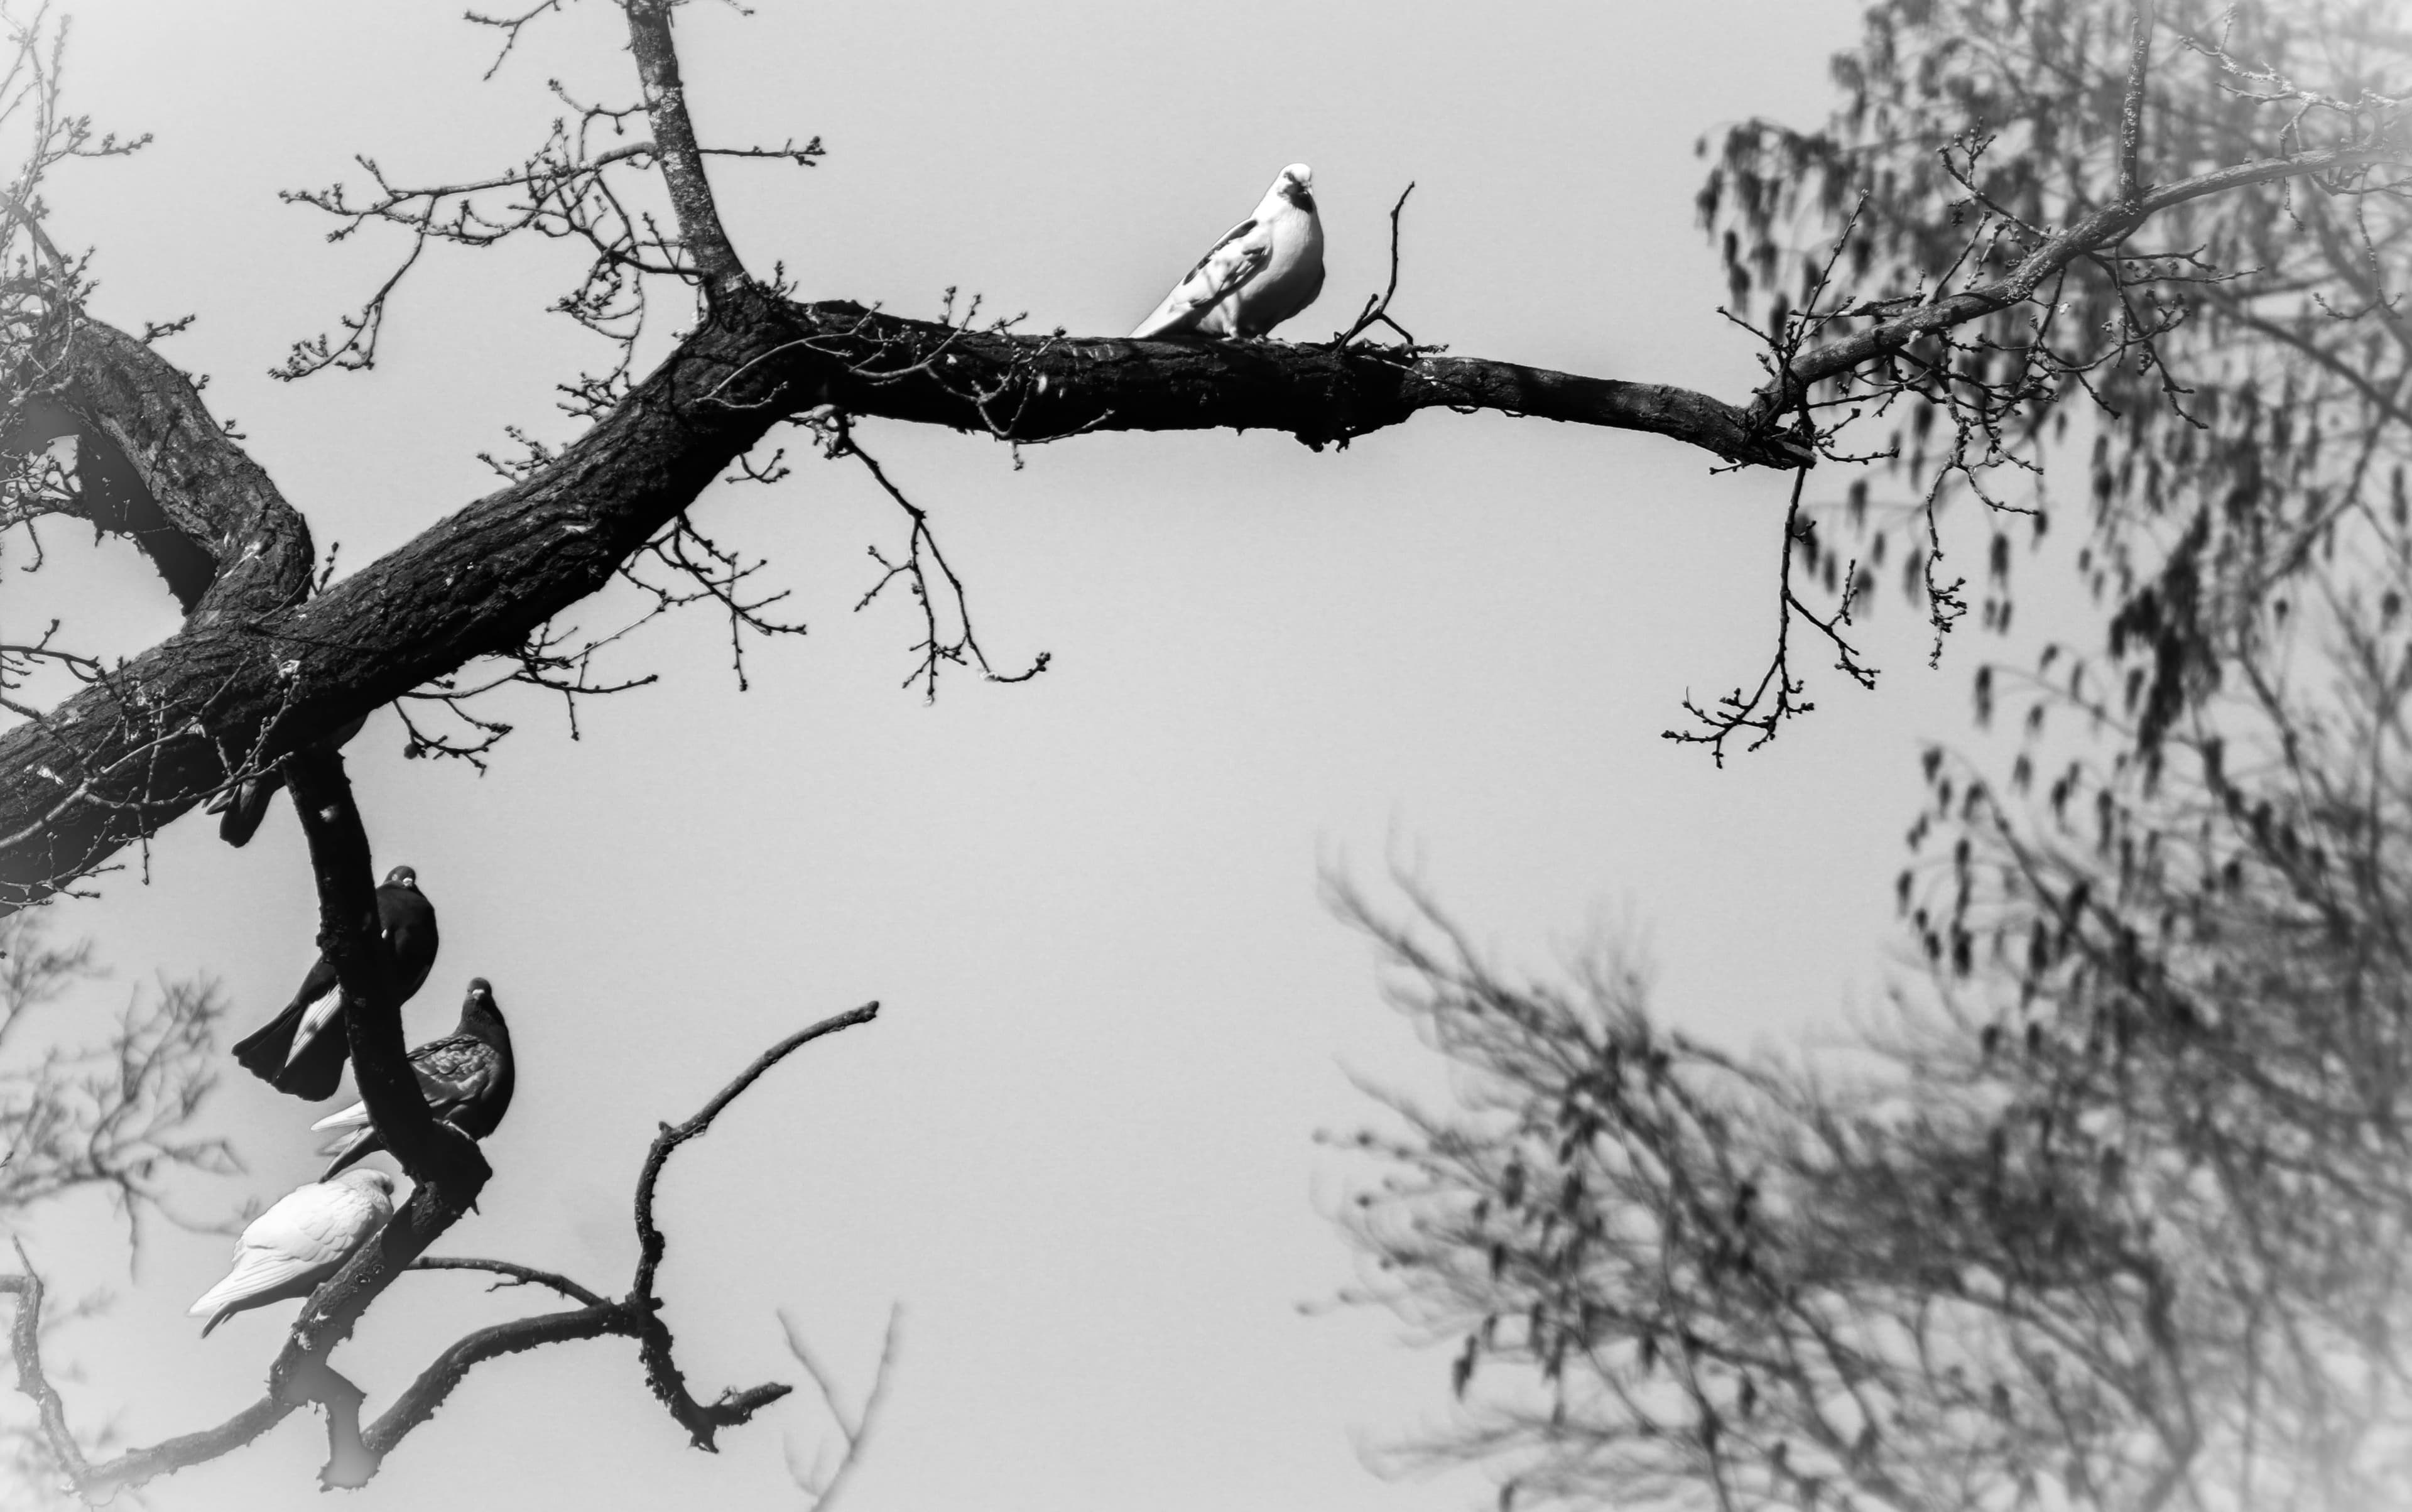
[0, 0, 2395, 916]
[4, 781, 877, 1498]
[0, 0, 2393, 919]
[0, 287, 1821, 909]
[0, 0, 2397, 1499]
[4, 572, 874, 1500]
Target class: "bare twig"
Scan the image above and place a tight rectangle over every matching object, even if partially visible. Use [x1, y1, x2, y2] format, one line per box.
[1662, 444, 1876, 763]
[1333, 183, 1422, 348]
[409, 1256, 611, 1308]
[465, 0, 566, 79]
[832, 418, 1048, 700]
[1765, 143, 2409, 417]
[781, 1303, 903, 1511]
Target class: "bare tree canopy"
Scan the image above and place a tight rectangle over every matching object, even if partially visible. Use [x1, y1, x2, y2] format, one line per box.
[2, 0, 2407, 1502]
[0, 0, 2402, 911]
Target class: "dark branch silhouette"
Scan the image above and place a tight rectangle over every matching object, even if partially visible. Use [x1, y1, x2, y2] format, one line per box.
[1, 994, 879, 1498]
[1, 0, 2399, 914]
[0, 697, 876, 1499]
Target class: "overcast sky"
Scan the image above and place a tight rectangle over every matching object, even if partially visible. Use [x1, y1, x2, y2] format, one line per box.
[3, 3, 2077, 1508]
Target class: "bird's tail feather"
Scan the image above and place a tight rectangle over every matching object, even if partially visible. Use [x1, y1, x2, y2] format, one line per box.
[214, 778, 277, 848]
[319, 1130, 374, 1177]
[230, 1002, 305, 1082]
[271, 1019, 350, 1102]
[188, 1253, 286, 1322]
[287, 989, 343, 1067]
[310, 1101, 369, 1134]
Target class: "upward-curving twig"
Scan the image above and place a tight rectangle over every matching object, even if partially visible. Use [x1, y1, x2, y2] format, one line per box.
[1, 995, 881, 1499]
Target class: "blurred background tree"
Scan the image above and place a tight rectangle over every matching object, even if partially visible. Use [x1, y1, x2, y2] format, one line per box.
[0, 911, 230, 1498]
[2, 0, 2404, 1500]
[1335, 3, 2412, 1509]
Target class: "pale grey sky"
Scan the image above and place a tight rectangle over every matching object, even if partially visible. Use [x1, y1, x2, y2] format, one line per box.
[4, 2, 2070, 1509]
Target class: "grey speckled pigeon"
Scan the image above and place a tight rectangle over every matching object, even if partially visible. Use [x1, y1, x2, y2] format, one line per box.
[312, 978, 514, 1179]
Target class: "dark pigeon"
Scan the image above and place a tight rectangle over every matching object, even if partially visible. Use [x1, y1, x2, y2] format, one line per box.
[205, 712, 371, 848]
[312, 978, 514, 1178]
[231, 865, 438, 1101]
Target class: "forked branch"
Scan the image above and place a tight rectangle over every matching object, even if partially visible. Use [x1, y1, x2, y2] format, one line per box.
[4, 5, 2408, 912]
[782, 1303, 903, 1511]
[623, 0, 747, 302]
[1333, 182, 1421, 348]
[1, 1001, 880, 1498]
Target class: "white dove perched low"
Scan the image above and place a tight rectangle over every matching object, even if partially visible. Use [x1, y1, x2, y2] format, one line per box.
[1131, 163, 1325, 340]
[188, 1168, 398, 1337]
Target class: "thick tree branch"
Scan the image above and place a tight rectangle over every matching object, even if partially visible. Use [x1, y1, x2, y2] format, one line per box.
[0, 138, 2398, 913]
[281, 748, 487, 1190]
[263, 746, 487, 1487]
[0, 175, 309, 617]
[361, 1302, 633, 1461]
[827, 313, 1814, 463]
[46, 320, 316, 621]
[4, 1256, 294, 1501]
[0, 312, 316, 901]
[0, 295, 1797, 915]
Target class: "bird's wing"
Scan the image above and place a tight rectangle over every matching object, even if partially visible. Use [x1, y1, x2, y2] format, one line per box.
[306, 1043, 480, 1132]
[410, 1035, 486, 1082]
[188, 1243, 322, 1318]
[212, 775, 281, 848]
[1131, 218, 1272, 338]
[302, 1061, 470, 1128]
[308, 1099, 368, 1133]
[382, 893, 440, 998]
[251, 1182, 377, 1259]
[1224, 200, 1324, 336]
[419, 1068, 477, 1114]
[187, 1184, 373, 1315]
[430, 1059, 496, 1120]
[285, 985, 344, 1067]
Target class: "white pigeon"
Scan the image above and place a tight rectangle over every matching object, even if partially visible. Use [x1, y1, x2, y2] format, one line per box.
[1131, 163, 1325, 340]
[188, 1168, 399, 1337]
